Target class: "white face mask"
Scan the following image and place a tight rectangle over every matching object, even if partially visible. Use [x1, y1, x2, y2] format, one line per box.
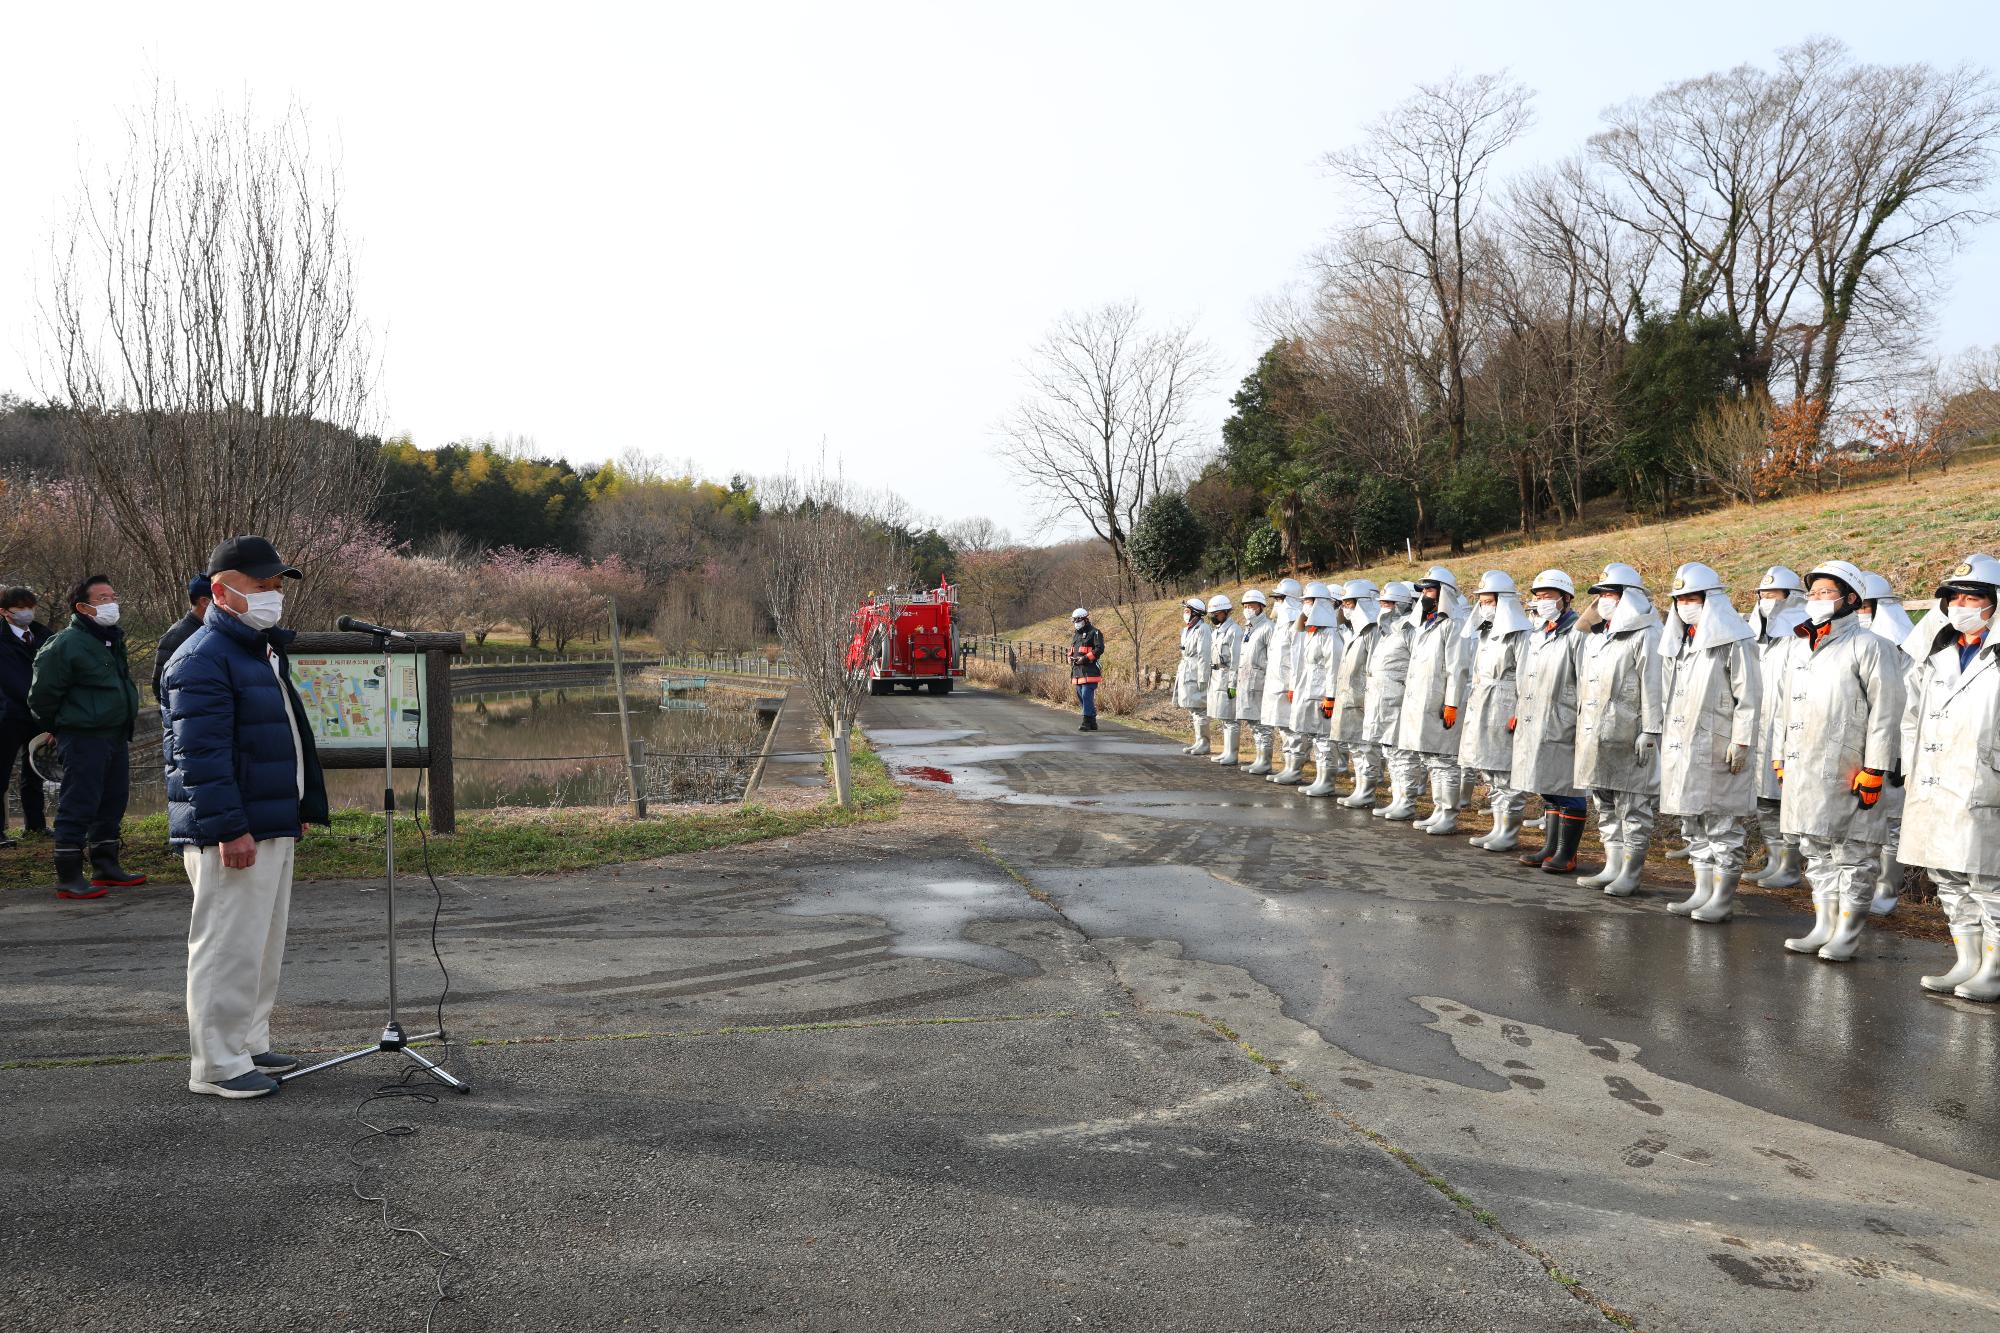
[1858, 609, 1874, 628]
[232, 589, 285, 631]
[1806, 598, 1839, 625]
[6, 609, 32, 627]
[1675, 600, 1703, 627]
[1947, 603, 1993, 635]
[1531, 598, 1562, 623]
[1596, 596, 1619, 622]
[88, 601, 121, 627]
[1345, 607, 1366, 632]
[1475, 602, 1495, 624]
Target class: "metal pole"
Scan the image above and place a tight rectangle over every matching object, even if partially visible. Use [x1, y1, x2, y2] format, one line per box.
[608, 600, 643, 818]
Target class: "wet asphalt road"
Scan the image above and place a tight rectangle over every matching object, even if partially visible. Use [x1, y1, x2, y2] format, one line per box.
[864, 689, 1997, 1175]
[863, 686, 2000, 1332]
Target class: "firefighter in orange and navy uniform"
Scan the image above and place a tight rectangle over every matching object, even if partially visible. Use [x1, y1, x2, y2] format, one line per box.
[1069, 608, 1105, 732]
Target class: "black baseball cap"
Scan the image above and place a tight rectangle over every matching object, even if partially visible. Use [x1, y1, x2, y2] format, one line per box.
[206, 535, 302, 580]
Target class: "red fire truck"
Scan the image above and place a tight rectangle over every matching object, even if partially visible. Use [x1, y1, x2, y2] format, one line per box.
[847, 580, 963, 695]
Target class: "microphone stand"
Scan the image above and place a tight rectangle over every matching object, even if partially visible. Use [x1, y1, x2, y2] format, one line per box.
[282, 629, 469, 1093]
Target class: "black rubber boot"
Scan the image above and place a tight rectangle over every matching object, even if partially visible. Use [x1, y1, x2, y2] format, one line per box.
[89, 840, 148, 888]
[54, 845, 104, 900]
[1539, 813, 1586, 875]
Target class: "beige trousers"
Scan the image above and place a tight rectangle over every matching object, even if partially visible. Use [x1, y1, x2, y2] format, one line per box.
[185, 837, 296, 1084]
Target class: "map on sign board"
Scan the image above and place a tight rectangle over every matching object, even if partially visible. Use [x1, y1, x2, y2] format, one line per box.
[289, 654, 428, 748]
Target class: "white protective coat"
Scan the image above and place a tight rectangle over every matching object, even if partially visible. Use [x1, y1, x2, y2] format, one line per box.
[1289, 602, 1343, 736]
[1573, 595, 1664, 796]
[1458, 603, 1531, 774]
[1332, 608, 1379, 743]
[1363, 610, 1416, 746]
[1205, 617, 1244, 721]
[1174, 615, 1211, 710]
[1658, 595, 1760, 818]
[1259, 597, 1301, 729]
[1397, 598, 1472, 758]
[1510, 611, 1584, 796]
[1239, 612, 1273, 720]
[1748, 593, 1808, 802]
[1899, 623, 2000, 879]
[1774, 614, 1906, 843]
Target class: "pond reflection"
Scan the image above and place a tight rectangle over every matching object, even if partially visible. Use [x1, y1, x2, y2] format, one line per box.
[118, 685, 771, 815]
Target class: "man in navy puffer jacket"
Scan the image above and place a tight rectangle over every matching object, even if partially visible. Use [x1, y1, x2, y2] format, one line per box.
[163, 536, 328, 1100]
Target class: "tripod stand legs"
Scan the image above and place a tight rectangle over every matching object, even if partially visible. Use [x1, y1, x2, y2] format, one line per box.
[279, 1026, 472, 1094]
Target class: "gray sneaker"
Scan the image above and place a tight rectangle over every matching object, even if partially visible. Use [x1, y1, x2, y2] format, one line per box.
[250, 1051, 299, 1074]
[189, 1070, 280, 1099]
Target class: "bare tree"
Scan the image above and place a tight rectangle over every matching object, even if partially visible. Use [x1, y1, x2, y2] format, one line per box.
[38, 85, 379, 620]
[1326, 71, 1535, 466]
[763, 472, 891, 808]
[1000, 301, 1212, 686]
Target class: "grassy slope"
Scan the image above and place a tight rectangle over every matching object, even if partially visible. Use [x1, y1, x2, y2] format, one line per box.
[1015, 455, 2000, 677]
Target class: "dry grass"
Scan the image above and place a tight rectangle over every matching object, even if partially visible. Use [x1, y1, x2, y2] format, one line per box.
[1011, 453, 2000, 677]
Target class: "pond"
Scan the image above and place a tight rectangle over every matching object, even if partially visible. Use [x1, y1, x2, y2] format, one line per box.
[110, 683, 773, 818]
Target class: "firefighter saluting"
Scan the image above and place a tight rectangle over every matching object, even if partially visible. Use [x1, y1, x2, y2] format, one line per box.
[1068, 609, 1104, 732]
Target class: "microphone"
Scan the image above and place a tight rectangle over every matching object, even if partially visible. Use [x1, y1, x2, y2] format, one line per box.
[337, 615, 413, 640]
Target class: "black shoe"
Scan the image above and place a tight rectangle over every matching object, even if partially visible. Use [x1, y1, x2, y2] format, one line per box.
[0, 834, 15, 850]
[1082, 718, 1098, 731]
[188, 1071, 280, 1099]
[89, 840, 147, 888]
[250, 1051, 300, 1074]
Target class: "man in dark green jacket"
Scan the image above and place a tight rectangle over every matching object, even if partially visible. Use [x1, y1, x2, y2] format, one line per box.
[28, 574, 144, 899]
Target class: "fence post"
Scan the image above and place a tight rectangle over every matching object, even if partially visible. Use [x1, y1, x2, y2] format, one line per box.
[629, 738, 648, 819]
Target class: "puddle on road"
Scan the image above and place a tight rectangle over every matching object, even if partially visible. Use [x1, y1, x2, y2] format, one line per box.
[777, 867, 1059, 976]
[867, 728, 984, 747]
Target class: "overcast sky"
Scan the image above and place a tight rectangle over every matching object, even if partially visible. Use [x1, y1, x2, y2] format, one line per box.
[4, 1, 1996, 541]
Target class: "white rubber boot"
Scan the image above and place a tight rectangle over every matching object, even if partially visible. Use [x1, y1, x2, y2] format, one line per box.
[1244, 731, 1273, 777]
[1269, 738, 1305, 785]
[1423, 772, 1459, 836]
[1753, 842, 1802, 890]
[1869, 848, 1900, 916]
[1670, 864, 1713, 917]
[1955, 933, 2000, 1002]
[1379, 769, 1419, 821]
[1303, 743, 1338, 797]
[1603, 838, 1647, 896]
[1185, 715, 1212, 756]
[1817, 904, 1867, 963]
[1211, 723, 1240, 766]
[1784, 893, 1838, 955]
[1921, 926, 1983, 994]
[1471, 798, 1520, 852]
[1340, 754, 1379, 808]
[1692, 871, 1740, 924]
[1576, 839, 1620, 889]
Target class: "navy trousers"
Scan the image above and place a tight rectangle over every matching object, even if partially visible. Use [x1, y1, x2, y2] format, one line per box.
[53, 733, 130, 847]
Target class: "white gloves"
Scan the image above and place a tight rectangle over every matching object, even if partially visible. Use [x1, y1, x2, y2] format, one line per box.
[1726, 742, 1750, 774]
[1634, 733, 1659, 764]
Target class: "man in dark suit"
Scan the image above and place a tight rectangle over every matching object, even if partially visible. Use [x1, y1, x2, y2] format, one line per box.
[0, 586, 53, 847]
[152, 575, 213, 705]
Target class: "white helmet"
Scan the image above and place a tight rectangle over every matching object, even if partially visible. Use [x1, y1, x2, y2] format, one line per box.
[1669, 562, 1724, 598]
[1472, 570, 1516, 596]
[1380, 580, 1416, 606]
[1590, 562, 1644, 593]
[1858, 571, 1897, 604]
[1757, 565, 1805, 594]
[1806, 559, 1865, 599]
[1302, 581, 1333, 600]
[1207, 593, 1233, 613]
[1936, 553, 2000, 602]
[1184, 597, 1206, 615]
[1273, 577, 1303, 598]
[1342, 578, 1380, 600]
[1071, 607, 1089, 621]
[1529, 569, 1574, 597]
[1241, 588, 1268, 606]
[1415, 565, 1457, 592]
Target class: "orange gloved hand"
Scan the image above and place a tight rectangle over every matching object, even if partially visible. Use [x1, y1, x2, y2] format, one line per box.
[1506, 716, 1517, 733]
[1320, 697, 1335, 718]
[1441, 705, 1458, 729]
[1773, 758, 1785, 783]
[1286, 690, 1294, 703]
[1852, 768, 1883, 809]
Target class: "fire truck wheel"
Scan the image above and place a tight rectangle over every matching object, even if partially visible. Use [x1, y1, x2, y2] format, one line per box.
[925, 680, 948, 695]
